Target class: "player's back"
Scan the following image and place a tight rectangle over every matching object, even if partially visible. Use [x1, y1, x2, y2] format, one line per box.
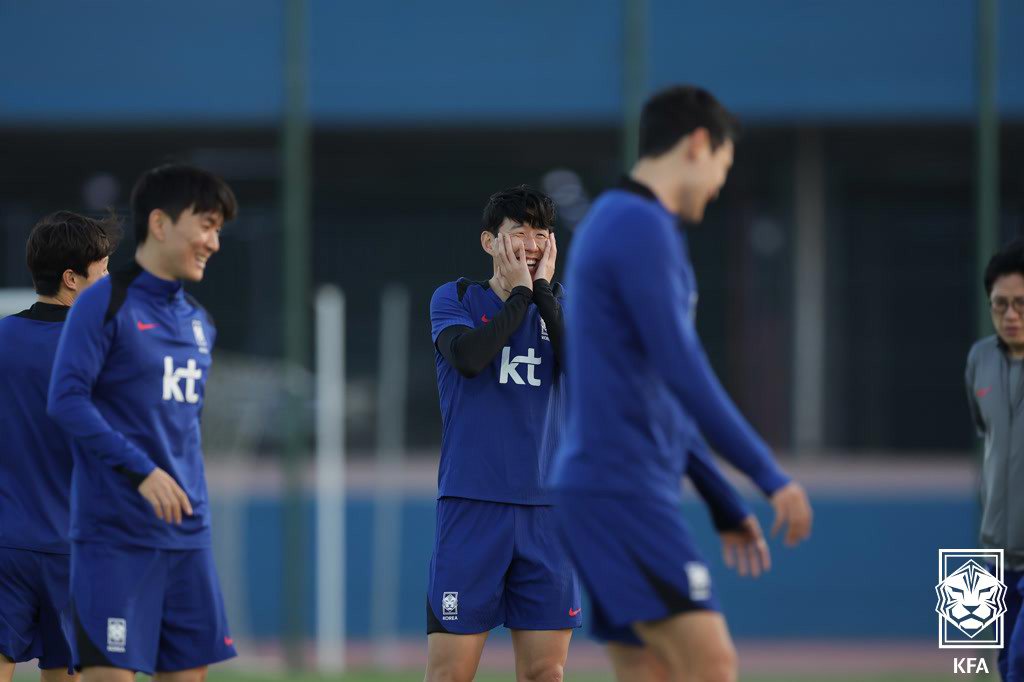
[0, 304, 73, 554]
[551, 187, 698, 504]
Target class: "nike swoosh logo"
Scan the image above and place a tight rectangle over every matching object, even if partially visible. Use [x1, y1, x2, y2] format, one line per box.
[977, 387, 992, 398]
[136, 321, 158, 331]
[569, 608, 581, 617]
[481, 314, 490, 323]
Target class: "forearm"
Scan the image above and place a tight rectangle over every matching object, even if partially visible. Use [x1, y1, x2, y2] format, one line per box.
[436, 286, 533, 377]
[686, 445, 750, 531]
[532, 279, 564, 362]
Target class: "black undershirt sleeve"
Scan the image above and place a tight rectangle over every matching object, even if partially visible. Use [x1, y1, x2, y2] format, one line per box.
[531, 279, 564, 364]
[436, 286, 534, 378]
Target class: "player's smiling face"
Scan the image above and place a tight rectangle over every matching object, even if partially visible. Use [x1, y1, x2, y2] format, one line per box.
[164, 207, 223, 282]
[488, 219, 550, 277]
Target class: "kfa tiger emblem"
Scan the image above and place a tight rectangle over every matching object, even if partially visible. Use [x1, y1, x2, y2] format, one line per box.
[935, 559, 1007, 638]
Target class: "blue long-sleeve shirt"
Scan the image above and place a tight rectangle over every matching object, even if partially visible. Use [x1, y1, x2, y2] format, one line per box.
[47, 265, 215, 548]
[551, 180, 790, 504]
[0, 303, 74, 554]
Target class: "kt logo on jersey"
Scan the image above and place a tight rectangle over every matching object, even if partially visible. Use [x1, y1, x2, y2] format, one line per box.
[163, 357, 202, 403]
[499, 347, 541, 387]
[935, 548, 1007, 649]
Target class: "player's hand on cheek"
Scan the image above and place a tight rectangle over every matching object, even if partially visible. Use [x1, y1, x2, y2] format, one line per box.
[138, 467, 194, 524]
[769, 481, 813, 547]
[535, 233, 557, 282]
[498, 234, 532, 292]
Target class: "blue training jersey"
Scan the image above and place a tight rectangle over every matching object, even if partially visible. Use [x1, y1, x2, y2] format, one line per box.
[47, 265, 216, 549]
[430, 278, 559, 505]
[0, 303, 74, 554]
[551, 181, 790, 505]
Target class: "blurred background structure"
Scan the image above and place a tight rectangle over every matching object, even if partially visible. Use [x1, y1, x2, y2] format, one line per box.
[2, 1, 1023, 679]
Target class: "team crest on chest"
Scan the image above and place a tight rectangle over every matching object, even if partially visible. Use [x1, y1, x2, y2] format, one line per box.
[192, 319, 210, 354]
[540, 317, 549, 342]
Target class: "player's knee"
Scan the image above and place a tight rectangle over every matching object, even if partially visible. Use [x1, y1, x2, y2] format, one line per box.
[520, 660, 564, 682]
[424, 661, 477, 682]
[691, 645, 737, 682]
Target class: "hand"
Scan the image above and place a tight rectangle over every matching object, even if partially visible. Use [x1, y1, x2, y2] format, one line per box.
[534, 233, 557, 283]
[494, 233, 533, 292]
[721, 514, 771, 577]
[138, 467, 193, 524]
[770, 481, 813, 547]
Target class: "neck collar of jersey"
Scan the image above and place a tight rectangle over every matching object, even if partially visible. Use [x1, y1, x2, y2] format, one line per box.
[133, 264, 185, 300]
[16, 302, 69, 322]
[618, 175, 689, 229]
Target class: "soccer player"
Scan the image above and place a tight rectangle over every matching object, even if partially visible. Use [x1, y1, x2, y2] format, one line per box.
[425, 186, 769, 682]
[47, 164, 238, 682]
[552, 85, 814, 682]
[965, 240, 1024, 681]
[0, 211, 120, 682]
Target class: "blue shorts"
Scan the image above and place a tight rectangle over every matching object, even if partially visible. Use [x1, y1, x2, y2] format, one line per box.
[553, 492, 719, 645]
[0, 547, 72, 670]
[427, 497, 582, 634]
[70, 542, 236, 674]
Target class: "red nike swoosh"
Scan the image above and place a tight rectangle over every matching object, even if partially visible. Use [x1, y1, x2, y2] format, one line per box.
[224, 636, 234, 647]
[569, 608, 581, 617]
[136, 321, 158, 331]
[977, 387, 992, 398]
[481, 314, 490, 323]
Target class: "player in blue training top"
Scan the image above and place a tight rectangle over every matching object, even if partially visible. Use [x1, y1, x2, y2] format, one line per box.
[424, 186, 771, 682]
[552, 86, 814, 682]
[0, 212, 120, 682]
[47, 165, 238, 682]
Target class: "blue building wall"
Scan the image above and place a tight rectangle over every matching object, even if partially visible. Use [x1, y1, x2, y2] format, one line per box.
[2, 1, 1022, 125]
[219, 492, 978, 641]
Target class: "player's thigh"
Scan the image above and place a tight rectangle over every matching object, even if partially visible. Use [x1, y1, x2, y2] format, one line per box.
[152, 666, 207, 682]
[0, 655, 14, 682]
[427, 498, 514, 635]
[424, 631, 489, 682]
[605, 643, 670, 682]
[633, 611, 737, 682]
[510, 629, 572, 682]
[40, 667, 78, 682]
[80, 666, 134, 682]
[156, 549, 235, 674]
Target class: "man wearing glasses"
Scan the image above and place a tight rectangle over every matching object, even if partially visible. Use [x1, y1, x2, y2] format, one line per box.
[966, 239, 1024, 681]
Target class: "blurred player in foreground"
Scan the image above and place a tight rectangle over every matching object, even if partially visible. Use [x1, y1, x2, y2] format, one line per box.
[47, 164, 237, 682]
[966, 240, 1024, 681]
[0, 212, 119, 682]
[425, 186, 772, 682]
[552, 85, 813, 682]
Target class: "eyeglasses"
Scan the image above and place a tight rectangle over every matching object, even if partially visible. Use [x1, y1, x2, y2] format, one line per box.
[991, 297, 1024, 315]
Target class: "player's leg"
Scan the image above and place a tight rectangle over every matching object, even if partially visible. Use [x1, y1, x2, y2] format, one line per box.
[510, 630, 571, 682]
[424, 498, 514, 682]
[40, 669, 77, 682]
[633, 611, 737, 682]
[504, 506, 581, 682]
[424, 632, 490, 682]
[71, 543, 166, 679]
[605, 643, 670, 682]
[0, 655, 13, 682]
[153, 548, 235, 677]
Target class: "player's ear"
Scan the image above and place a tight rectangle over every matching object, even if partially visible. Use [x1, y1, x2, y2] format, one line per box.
[148, 209, 170, 243]
[481, 230, 495, 255]
[685, 128, 712, 161]
[61, 268, 78, 292]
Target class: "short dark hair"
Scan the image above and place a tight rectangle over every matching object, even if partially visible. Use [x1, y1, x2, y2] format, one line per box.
[638, 85, 740, 159]
[985, 238, 1024, 295]
[26, 211, 122, 296]
[482, 185, 556, 235]
[130, 163, 238, 244]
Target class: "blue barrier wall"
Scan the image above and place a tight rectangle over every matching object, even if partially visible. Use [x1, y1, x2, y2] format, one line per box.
[2, 1, 1022, 124]
[218, 492, 978, 641]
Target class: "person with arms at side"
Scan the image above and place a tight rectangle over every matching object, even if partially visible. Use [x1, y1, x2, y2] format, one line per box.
[47, 165, 238, 682]
[966, 240, 1024, 682]
[552, 85, 813, 682]
[0, 211, 120, 682]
